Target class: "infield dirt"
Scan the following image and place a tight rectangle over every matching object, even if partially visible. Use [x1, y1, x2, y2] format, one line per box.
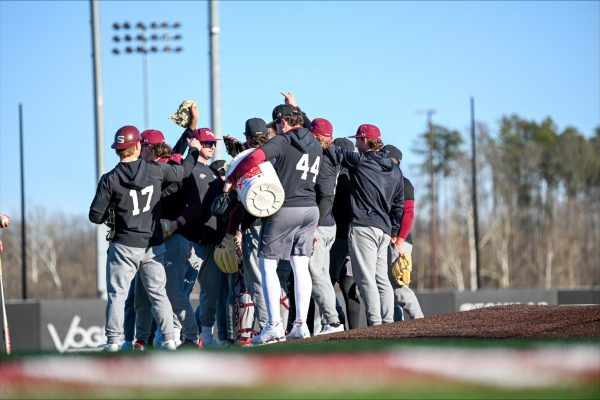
[306, 304, 600, 342]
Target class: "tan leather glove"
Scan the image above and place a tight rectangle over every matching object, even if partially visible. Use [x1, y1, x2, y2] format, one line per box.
[392, 252, 412, 286]
[160, 219, 173, 240]
[214, 233, 241, 273]
[170, 100, 198, 128]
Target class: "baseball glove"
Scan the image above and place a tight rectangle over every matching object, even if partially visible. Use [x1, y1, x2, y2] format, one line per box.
[211, 191, 238, 217]
[391, 252, 412, 286]
[170, 99, 197, 128]
[160, 219, 173, 240]
[223, 135, 245, 158]
[214, 233, 241, 273]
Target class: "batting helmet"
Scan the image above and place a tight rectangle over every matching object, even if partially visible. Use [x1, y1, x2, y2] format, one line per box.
[112, 125, 141, 150]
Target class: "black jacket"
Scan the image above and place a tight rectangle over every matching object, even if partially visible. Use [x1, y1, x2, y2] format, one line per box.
[335, 148, 404, 237]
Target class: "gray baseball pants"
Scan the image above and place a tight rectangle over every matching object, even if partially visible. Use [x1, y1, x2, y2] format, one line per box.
[309, 225, 341, 326]
[105, 242, 174, 344]
[348, 224, 394, 326]
[164, 234, 199, 342]
[191, 242, 227, 333]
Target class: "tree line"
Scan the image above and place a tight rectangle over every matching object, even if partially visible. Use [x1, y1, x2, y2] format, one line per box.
[411, 115, 600, 290]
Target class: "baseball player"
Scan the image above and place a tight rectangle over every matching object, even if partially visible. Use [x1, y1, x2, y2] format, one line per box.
[329, 138, 362, 329]
[382, 144, 424, 320]
[306, 118, 345, 335]
[164, 127, 228, 347]
[129, 129, 201, 349]
[219, 118, 292, 342]
[226, 104, 322, 344]
[335, 124, 404, 326]
[89, 125, 201, 351]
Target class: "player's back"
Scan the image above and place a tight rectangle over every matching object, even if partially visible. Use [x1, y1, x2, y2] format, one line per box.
[261, 127, 322, 207]
[101, 159, 168, 247]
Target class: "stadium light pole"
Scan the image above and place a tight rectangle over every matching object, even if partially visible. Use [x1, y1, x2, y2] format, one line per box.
[112, 21, 183, 129]
[90, 0, 107, 299]
[209, 0, 222, 160]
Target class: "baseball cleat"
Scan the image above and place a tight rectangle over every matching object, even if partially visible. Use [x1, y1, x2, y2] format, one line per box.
[161, 340, 177, 351]
[286, 321, 310, 340]
[120, 341, 133, 350]
[133, 340, 146, 351]
[249, 322, 286, 346]
[101, 343, 119, 352]
[176, 339, 200, 349]
[238, 336, 253, 346]
[316, 323, 345, 336]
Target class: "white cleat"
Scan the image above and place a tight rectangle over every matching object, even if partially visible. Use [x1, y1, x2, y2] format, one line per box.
[286, 321, 310, 340]
[249, 322, 286, 346]
[101, 343, 119, 352]
[161, 340, 177, 351]
[316, 323, 345, 336]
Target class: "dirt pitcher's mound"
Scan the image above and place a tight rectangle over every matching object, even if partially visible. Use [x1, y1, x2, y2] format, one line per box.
[307, 304, 600, 342]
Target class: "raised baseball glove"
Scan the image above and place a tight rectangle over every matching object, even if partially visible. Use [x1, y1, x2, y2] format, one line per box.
[223, 135, 245, 158]
[211, 191, 238, 217]
[170, 99, 198, 128]
[391, 252, 412, 286]
[214, 233, 241, 273]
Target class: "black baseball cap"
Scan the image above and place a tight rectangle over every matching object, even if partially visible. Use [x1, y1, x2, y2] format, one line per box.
[244, 118, 269, 138]
[382, 144, 402, 162]
[267, 104, 302, 128]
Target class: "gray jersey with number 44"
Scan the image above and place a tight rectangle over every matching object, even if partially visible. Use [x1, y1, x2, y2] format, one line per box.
[260, 127, 322, 208]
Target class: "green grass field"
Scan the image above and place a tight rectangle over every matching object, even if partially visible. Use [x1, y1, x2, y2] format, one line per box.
[1, 339, 599, 399]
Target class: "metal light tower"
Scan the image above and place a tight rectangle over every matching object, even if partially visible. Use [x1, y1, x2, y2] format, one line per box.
[111, 21, 183, 129]
[209, 0, 222, 160]
[90, 0, 107, 299]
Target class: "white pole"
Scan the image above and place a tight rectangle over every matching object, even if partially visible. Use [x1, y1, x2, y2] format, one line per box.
[209, 0, 222, 160]
[90, 0, 107, 299]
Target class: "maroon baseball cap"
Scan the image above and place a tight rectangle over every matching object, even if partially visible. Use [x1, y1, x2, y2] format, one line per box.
[193, 128, 222, 142]
[168, 153, 183, 165]
[141, 129, 166, 145]
[309, 118, 333, 138]
[348, 124, 381, 140]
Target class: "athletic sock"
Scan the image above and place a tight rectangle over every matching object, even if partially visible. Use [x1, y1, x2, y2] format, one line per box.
[259, 257, 282, 325]
[290, 255, 312, 324]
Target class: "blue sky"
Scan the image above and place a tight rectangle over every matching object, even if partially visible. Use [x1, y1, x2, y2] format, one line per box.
[0, 0, 598, 220]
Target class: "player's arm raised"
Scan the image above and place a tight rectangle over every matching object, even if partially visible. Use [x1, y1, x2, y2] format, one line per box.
[162, 139, 201, 184]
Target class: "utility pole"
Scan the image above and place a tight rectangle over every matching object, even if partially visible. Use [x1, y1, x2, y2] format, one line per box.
[471, 97, 481, 290]
[19, 104, 27, 300]
[426, 110, 439, 290]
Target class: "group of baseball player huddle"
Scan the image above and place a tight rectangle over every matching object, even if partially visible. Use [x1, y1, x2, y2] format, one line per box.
[89, 92, 423, 351]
